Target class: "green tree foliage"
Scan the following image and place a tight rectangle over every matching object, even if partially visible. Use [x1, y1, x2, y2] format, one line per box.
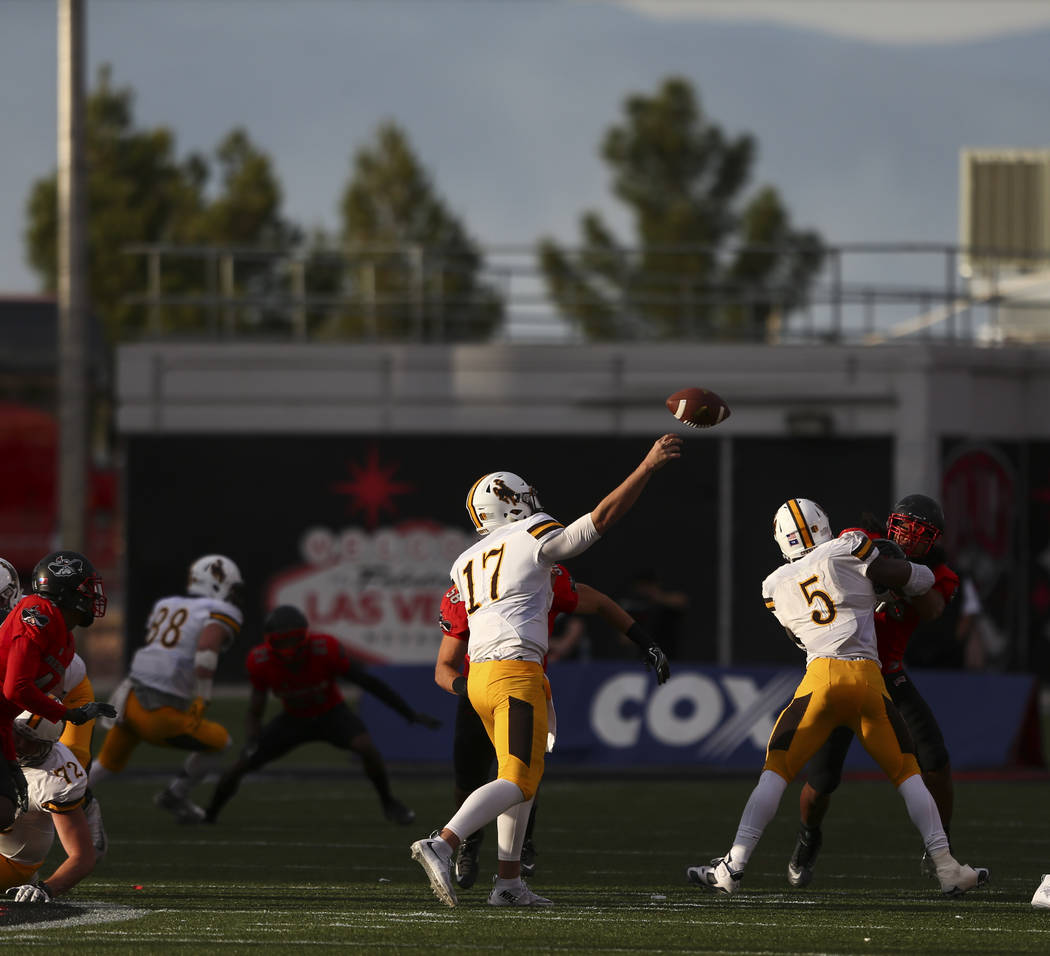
[337, 122, 502, 341]
[24, 66, 295, 341]
[538, 77, 824, 340]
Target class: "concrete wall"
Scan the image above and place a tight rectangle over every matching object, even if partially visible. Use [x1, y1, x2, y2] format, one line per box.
[116, 340, 1050, 499]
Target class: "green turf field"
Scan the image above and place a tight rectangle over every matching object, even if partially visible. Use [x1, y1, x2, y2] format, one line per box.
[4, 758, 1050, 951]
[3, 696, 1049, 953]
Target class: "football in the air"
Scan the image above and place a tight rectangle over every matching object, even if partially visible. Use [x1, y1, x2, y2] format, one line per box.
[665, 387, 731, 429]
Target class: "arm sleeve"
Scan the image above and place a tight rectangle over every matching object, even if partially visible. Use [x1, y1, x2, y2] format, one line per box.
[344, 660, 416, 721]
[3, 638, 68, 723]
[538, 513, 601, 562]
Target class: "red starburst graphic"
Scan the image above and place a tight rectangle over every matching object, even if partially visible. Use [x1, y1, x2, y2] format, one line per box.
[330, 447, 414, 528]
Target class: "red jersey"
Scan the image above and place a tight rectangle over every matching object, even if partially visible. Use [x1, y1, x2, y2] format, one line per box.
[0, 595, 74, 759]
[246, 633, 352, 718]
[876, 562, 959, 674]
[438, 563, 580, 674]
[836, 528, 959, 674]
[245, 631, 417, 724]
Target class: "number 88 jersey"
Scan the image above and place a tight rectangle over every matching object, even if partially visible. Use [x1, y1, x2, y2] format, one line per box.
[761, 530, 880, 666]
[129, 594, 243, 699]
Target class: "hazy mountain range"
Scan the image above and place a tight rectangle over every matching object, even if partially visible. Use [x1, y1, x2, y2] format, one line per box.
[2, 1, 1049, 298]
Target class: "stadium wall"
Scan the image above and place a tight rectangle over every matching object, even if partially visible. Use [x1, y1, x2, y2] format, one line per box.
[357, 662, 1043, 772]
[115, 341, 1050, 676]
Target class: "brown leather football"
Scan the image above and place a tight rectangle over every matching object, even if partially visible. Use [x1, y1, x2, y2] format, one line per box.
[665, 387, 731, 428]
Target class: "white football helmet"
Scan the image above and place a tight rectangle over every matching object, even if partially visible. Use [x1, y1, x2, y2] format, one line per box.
[0, 557, 21, 615]
[466, 472, 542, 535]
[773, 498, 833, 561]
[14, 709, 65, 765]
[187, 554, 244, 604]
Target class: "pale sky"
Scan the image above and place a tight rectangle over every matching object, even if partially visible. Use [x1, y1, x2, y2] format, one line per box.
[3, 0, 1050, 296]
[611, 0, 1050, 44]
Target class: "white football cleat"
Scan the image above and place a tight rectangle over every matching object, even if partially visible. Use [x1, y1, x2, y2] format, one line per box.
[410, 834, 457, 908]
[1032, 874, 1050, 909]
[487, 878, 553, 907]
[930, 851, 989, 897]
[686, 854, 744, 895]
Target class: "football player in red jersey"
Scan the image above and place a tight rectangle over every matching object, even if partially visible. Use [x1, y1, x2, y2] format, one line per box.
[0, 551, 115, 829]
[201, 605, 442, 825]
[787, 494, 961, 887]
[435, 564, 670, 892]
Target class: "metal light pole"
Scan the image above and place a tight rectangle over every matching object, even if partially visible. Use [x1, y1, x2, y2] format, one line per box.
[57, 0, 88, 552]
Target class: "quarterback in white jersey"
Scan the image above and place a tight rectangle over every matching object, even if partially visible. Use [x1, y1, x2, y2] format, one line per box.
[1, 712, 104, 902]
[411, 434, 680, 908]
[89, 555, 244, 825]
[687, 498, 987, 900]
[451, 512, 570, 665]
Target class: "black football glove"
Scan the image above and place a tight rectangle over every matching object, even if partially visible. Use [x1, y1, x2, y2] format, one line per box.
[7, 760, 29, 813]
[451, 675, 468, 697]
[644, 644, 671, 684]
[411, 711, 442, 730]
[65, 701, 117, 725]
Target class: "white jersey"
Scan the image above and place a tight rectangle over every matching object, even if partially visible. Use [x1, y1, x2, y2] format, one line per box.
[450, 512, 566, 664]
[0, 742, 87, 866]
[129, 594, 242, 699]
[60, 652, 87, 698]
[761, 531, 880, 666]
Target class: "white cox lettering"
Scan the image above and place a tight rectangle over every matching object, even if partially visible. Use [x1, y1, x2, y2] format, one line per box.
[589, 671, 798, 754]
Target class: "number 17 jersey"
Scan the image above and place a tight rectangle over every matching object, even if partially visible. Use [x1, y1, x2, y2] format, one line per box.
[761, 531, 880, 666]
[450, 512, 565, 665]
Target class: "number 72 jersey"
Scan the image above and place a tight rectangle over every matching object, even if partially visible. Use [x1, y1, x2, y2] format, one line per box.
[761, 530, 880, 666]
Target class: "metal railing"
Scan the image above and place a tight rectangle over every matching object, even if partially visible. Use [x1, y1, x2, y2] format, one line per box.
[121, 241, 1050, 345]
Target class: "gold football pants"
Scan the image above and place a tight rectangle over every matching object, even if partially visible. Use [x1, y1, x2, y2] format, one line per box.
[59, 674, 95, 770]
[763, 657, 920, 787]
[96, 688, 229, 773]
[467, 660, 548, 800]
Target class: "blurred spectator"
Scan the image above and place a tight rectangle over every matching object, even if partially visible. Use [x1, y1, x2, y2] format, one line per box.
[615, 568, 689, 659]
[546, 613, 588, 663]
[906, 568, 1001, 670]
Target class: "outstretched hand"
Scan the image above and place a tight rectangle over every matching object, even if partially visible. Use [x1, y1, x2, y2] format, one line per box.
[643, 434, 682, 472]
[65, 701, 117, 725]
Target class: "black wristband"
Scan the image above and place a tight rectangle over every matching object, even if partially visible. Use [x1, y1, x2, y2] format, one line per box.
[39, 881, 53, 899]
[625, 622, 650, 648]
[452, 675, 468, 697]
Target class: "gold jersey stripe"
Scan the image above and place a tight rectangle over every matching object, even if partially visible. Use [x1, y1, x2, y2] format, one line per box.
[764, 599, 776, 609]
[466, 475, 487, 530]
[787, 498, 815, 550]
[209, 612, 241, 633]
[43, 797, 86, 814]
[852, 537, 875, 560]
[528, 520, 564, 540]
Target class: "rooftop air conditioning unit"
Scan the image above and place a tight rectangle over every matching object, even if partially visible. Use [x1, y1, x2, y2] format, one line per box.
[960, 149, 1050, 342]
[959, 148, 1050, 277]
